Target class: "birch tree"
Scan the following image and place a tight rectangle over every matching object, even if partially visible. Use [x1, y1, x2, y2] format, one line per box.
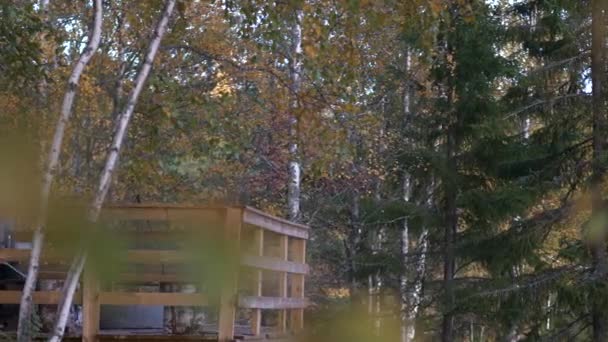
[48, 1, 176, 340]
[17, 1, 103, 340]
[400, 46, 429, 342]
[287, 5, 303, 222]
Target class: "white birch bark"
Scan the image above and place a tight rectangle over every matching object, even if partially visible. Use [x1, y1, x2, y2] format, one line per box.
[401, 180, 430, 342]
[400, 47, 429, 342]
[370, 229, 384, 336]
[370, 100, 388, 336]
[545, 292, 553, 331]
[287, 8, 303, 222]
[48, 1, 176, 340]
[17, 1, 103, 340]
[522, 117, 531, 140]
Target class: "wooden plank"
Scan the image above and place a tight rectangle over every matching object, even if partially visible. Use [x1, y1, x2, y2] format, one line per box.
[101, 204, 233, 221]
[101, 207, 169, 221]
[244, 207, 309, 231]
[218, 208, 243, 342]
[241, 255, 308, 275]
[0, 248, 187, 264]
[278, 236, 288, 332]
[242, 208, 309, 239]
[166, 208, 224, 226]
[0, 290, 82, 304]
[95, 335, 220, 341]
[99, 292, 207, 306]
[104, 203, 234, 210]
[83, 266, 100, 342]
[0, 248, 61, 262]
[238, 296, 308, 310]
[250, 228, 264, 336]
[113, 272, 196, 283]
[290, 240, 306, 332]
[3, 248, 310, 268]
[38, 271, 194, 283]
[126, 250, 186, 263]
[14, 229, 195, 243]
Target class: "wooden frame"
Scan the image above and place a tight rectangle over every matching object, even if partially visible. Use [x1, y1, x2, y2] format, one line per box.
[250, 228, 264, 336]
[0, 203, 309, 341]
[290, 239, 306, 332]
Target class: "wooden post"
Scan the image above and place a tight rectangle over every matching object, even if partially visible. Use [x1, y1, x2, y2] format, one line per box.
[250, 229, 264, 336]
[278, 235, 288, 332]
[290, 239, 306, 332]
[218, 208, 242, 342]
[82, 265, 100, 342]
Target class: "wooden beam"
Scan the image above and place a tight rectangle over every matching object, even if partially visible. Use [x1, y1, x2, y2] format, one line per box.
[0, 289, 207, 307]
[99, 292, 207, 306]
[92, 334, 220, 341]
[38, 271, 195, 283]
[0, 248, 63, 263]
[243, 207, 309, 239]
[278, 236, 288, 332]
[126, 250, 185, 263]
[238, 296, 308, 310]
[290, 239, 306, 332]
[250, 228, 264, 336]
[0, 290, 82, 304]
[113, 273, 192, 283]
[14, 229, 196, 243]
[166, 208, 224, 226]
[104, 203, 233, 210]
[83, 265, 100, 342]
[241, 255, 309, 275]
[0, 248, 187, 264]
[218, 208, 243, 342]
[2, 248, 308, 270]
[100, 204, 227, 223]
[100, 207, 169, 221]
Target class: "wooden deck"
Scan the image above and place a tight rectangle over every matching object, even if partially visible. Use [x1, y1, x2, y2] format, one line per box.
[0, 204, 309, 341]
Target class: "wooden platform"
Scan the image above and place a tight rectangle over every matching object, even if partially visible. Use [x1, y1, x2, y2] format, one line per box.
[61, 326, 292, 341]
[0, 204, 310, 342]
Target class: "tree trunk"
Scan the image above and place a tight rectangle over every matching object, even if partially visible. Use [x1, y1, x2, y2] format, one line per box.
[287, 7, 303, 222]
[48, 1, 176, 340]
[400, 172, 413, 342]
[17, 1, 103, 340]
[370, 228, 384, 336]
[400, 47, 414, 342]
[347, 192, 362, 300]
[441, 13, 457, 338]
[400, 46, 429, 342]
[403, 187, 430, 342]
[590, 1, 608, 340]
[442, 126, 457, 342]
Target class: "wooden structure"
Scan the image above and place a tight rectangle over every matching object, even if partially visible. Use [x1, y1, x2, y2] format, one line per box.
[0, 204, 309, 341]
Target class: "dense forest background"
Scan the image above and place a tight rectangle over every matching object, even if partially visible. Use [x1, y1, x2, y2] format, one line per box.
[2, 0, 608, 341]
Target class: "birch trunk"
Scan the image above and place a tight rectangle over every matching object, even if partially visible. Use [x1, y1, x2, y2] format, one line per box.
[399, 47, 429, 342]
[17, 1, 103, 340]
[37, 0, 59, 334]
[287, 8, 303, 222]
[400, 45, 414, 342]
[347, 192, 361, 299]
[400, 173, 412, 342]
[370, 227, 384, 335]
[48, 1, 176, 340]
[402, 190, 430, 342]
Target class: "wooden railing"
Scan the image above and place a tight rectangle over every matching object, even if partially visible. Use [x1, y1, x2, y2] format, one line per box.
[0, 204, 309, 341]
